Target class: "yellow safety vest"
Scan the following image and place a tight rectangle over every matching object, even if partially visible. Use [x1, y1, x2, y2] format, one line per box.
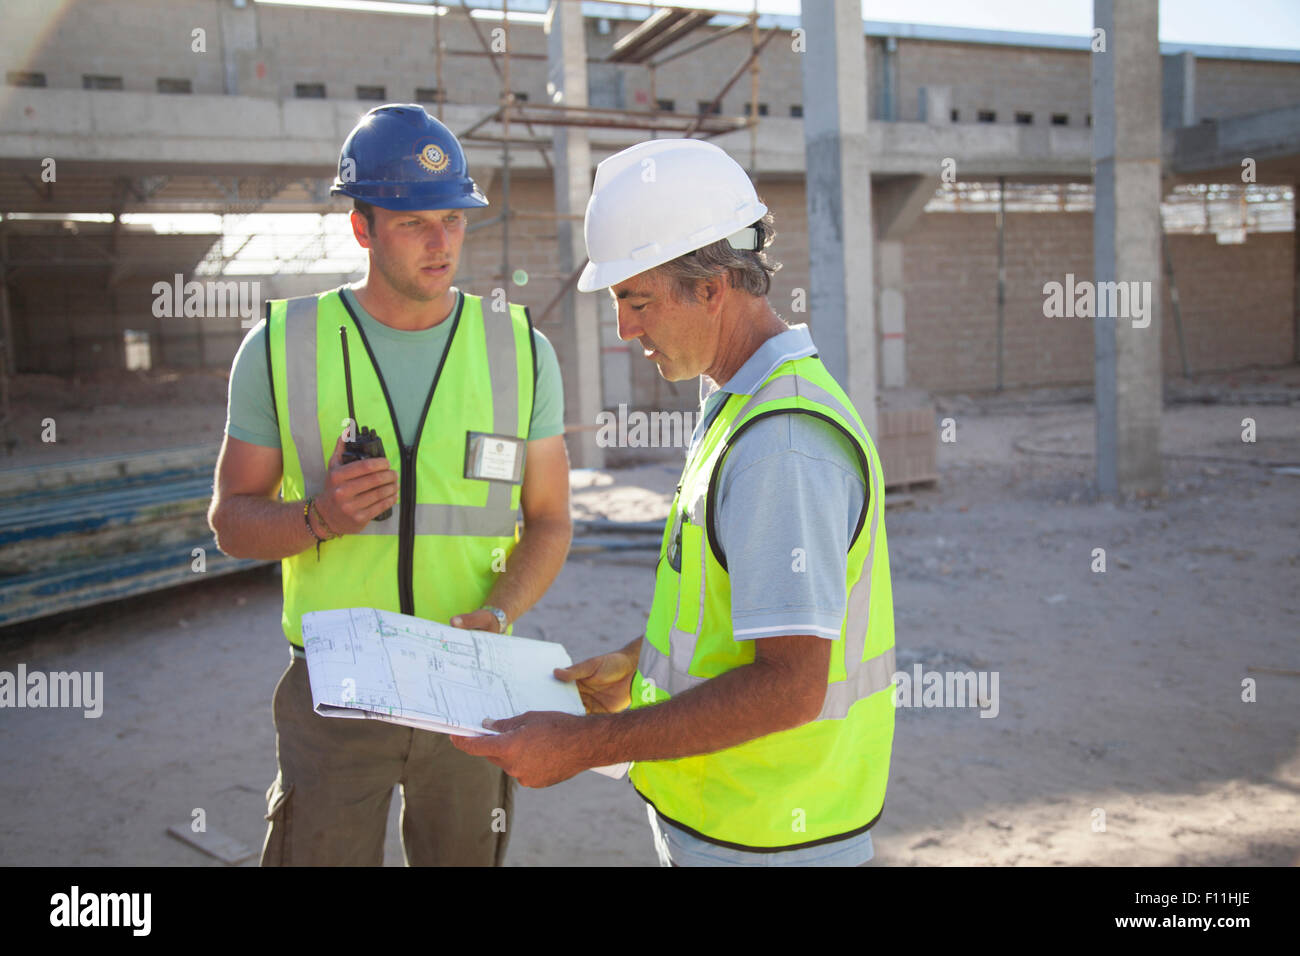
[628, 354, 896, 849]
[266, 289, 535, 645]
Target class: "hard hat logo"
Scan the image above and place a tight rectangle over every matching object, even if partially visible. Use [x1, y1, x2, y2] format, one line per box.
[416, 143, 451, 174]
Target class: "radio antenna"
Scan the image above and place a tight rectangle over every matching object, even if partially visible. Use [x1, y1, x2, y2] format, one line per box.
[339, 325, 356, 426]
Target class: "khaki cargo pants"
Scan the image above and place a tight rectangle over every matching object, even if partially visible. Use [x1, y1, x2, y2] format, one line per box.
[261, 655, 514, 866]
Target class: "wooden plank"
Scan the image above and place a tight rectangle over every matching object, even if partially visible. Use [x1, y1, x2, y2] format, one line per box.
[0, 543, 267, 627]
[0, 445, 266, 627]
[0, 479, 215, 537]
[0, 443, 218, 498]
[0, 512, 220, 576]
[165, 824, 259, 865]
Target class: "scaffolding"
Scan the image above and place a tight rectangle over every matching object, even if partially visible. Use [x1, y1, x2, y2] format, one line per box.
[437, 0, 774, 324]
[0, 1, 780, 451]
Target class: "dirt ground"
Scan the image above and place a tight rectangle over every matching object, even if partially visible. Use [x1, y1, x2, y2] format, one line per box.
[1, 366, 1298, 866]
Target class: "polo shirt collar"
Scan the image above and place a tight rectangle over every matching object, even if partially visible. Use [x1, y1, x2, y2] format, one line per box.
[700, 323, 818, 403]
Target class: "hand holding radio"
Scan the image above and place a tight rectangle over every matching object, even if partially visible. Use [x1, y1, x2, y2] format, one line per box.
[314, 431, 400, 535]
[338, 326, 395, 522]
[310, 325, 400, 537]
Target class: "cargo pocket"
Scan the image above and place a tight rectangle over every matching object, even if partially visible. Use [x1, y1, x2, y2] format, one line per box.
[261, 776, 294, 867]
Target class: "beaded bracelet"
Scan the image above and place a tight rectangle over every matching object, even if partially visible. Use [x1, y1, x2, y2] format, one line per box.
[304, 495, 327, 561]
[311, 499, 337, 538]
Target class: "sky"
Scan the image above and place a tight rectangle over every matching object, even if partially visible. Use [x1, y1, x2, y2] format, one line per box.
[257, 1, 1300, 53]
[610, 0, 1300, 52]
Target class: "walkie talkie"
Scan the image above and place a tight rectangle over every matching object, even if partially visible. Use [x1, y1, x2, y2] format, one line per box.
[339, 325, 393, 521]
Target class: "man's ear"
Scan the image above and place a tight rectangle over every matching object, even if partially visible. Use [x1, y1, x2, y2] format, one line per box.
[700, 272, 727, 313]
[350, 209, 372, 249]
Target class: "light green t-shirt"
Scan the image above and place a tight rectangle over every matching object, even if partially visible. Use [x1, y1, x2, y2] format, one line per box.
[225, 286, 564, 449]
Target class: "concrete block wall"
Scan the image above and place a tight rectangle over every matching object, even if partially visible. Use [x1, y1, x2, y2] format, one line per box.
[16, 194, 1287, 390]
[2, 0, 552, 105]
[5, 0, 1296, 401]
[2, 0, 228, 94]
[14, 281, 123, 374]
[454, 175, 564, 307]
[903, 211, 1000, 390]
[7, 0, 1299, 129]
[902, 209, 1296, 391]
[1164, 231, 1295, 373]
[453, 175, 586, 418]
[896, 40, 1093, 127]
[401, 171, 1295, 402]
[7, 180, 1293, 399]
[1002, 211, 1097, 387]
[12, 273, 246, 375]
[590, 21, 807, 119]
[759, 178, 813, 325]
[1195, 58, 1300, 121]
[254, 5, 549, 104]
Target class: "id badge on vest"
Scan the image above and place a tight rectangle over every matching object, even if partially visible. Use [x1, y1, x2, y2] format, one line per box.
[464, 431, 525, 483]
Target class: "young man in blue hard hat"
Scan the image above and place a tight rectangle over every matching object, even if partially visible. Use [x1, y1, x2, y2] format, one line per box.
[209, 104, 572, 866]
[453, 139, 897, 866]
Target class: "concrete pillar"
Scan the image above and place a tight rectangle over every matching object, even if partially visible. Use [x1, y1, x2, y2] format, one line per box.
[879, 37, 897, 121]
[546, 0, 603, 468]
[1161, 52, 1196, 127]
[919, 86, 952, 124]
[878, 241, 905, 387]
[599, 297, 631, 408]
[873, 174, 939, 389]
[1092, 0, 1163, 497]
[0, 217, 13, 378]
[801, 2, 876, 436]
[217, 2, 261, 97]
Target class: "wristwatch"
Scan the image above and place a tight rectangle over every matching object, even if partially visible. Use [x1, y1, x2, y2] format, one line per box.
[481, 605, 508, 633]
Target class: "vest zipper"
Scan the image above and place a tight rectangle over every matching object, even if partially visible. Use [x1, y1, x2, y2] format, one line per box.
[339, 291, 465, 619]
[398, 443, 416, 615]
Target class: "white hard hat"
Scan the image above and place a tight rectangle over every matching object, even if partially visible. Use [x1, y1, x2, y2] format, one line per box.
[577, 139, 768, 292]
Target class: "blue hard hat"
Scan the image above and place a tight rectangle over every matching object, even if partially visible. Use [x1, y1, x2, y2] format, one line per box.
[331, 104, 488, 210]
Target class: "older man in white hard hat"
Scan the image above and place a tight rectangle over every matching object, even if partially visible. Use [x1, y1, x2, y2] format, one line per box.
[453, 139, 896, 867]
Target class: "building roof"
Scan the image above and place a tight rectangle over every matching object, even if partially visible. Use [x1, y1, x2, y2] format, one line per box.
[489, 0, 1300, 64]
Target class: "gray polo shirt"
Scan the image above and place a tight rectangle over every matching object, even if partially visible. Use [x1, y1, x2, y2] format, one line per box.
[693, 323, 867, 643]
[654, 323, 874, 866]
